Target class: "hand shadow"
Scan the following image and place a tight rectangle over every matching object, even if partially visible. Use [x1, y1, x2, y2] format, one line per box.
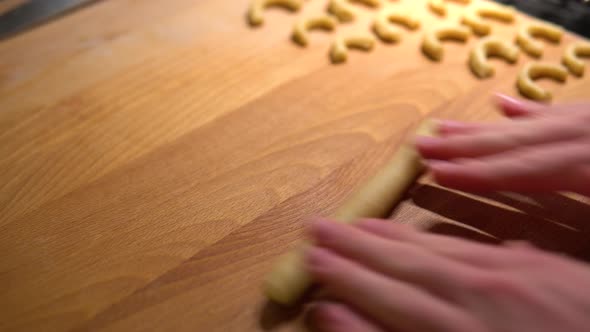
[411, 184, 590, 261]
[476, 192, 590, 234]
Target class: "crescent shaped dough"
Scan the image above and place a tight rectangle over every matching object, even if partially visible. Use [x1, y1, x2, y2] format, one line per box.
[517, 62, 568, 101]
[562, 42, 590, 77]
[469, 37, 520, 78]
[248, 0, 303, 26]
[292, 15, 338, 46]
[264, 121, 437, 305]
[373, 9, 421, 43]
[516, 22, 563, 58]
[427, 0, 471, 17]
[428, 0, 447, 16]
[328, 0, 380, 23]
[330, 34, 376, 63]
[421, 24, 470, 61]
[352, 0, 381, 7]
[461, 3, 515, 36]
[328, 0, 356, 22]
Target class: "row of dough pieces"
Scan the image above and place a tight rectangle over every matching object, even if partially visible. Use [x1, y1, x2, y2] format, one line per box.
[247, 0, 590, 101]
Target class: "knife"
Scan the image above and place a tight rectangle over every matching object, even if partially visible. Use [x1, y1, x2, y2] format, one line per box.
[0, 0, 99, 39]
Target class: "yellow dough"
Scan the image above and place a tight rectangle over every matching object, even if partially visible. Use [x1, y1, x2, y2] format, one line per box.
[264, 121, 437, 306]
[461, 3, 515, 36]
[427, 0, 471, 17]
[421, 24, 470, 61]
[428, 0, 447, 16]
[248, 0, 303, 26]
[517, 62, 568, 101]
[373, 9, 420, 43]
[352, 0, 381, 7]
[562, 42, 590, 77]
[330, 34, 376, 63]
[516, 22, 563, 58]
[328, 0, 380, 23]
[469, 37, 520, 78]
[328, 0, 356, 22]
[292, 15, 337, 46]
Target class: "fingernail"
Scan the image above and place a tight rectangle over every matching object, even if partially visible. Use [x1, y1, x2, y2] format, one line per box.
[494, 93, 521, 106]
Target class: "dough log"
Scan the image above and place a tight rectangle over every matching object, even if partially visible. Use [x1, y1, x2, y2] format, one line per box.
[264, 120, 437, 305]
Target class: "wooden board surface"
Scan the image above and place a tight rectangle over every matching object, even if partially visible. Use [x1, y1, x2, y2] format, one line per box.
[1, 0, 589, 331]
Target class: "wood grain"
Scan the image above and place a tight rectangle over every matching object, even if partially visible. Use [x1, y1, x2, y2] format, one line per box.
[0, 0, 589, 331]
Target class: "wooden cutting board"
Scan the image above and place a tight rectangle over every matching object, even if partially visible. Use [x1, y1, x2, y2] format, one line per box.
[1, 0, 589, 331]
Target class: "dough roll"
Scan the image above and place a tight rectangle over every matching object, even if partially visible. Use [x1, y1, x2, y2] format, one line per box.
[264, 120, 437, 305]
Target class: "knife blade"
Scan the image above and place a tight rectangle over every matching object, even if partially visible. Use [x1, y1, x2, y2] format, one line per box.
[0, 0, 98, 39]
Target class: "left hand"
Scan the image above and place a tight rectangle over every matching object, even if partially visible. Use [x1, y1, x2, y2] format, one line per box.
[305, 218, 590, 332]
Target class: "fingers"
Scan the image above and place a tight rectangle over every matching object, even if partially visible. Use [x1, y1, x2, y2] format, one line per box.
[494, 93, 550, 118]
[437, 120, 496, 137]
[417, 117, 584, 160]
[306, 245, 486, 332]
[428, 139, 590, 192]
[308, 302, 384, 332]
[355, 219, 534, 269]
[310, 219, 479, 298]
[495, 93, 590, 118]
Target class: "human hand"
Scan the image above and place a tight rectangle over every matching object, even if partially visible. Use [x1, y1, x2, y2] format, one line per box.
[416, 94, 590, 195]
[306, 218, 590, 332]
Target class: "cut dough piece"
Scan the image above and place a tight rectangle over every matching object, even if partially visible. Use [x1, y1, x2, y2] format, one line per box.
[328, 0, 380, 23]
[351, 0, 381, 7]
[421, 24, 470, 61]
[516, 22, 563, 58]
[517, 62, 568, 101]
[330, 34, 376, 63]
[264, 121, 437, 306]
[328, 0, 356, 22]
[469, 37, 520, 78]
[373, 9, 420, 43]
[248, 0, 303, 26]
[562, 42, 590, 77]
[292, 15, 337, 46]
[427, 0, 471, 17]
[461, 3, 515, 36]
[428, 0, 446, 16]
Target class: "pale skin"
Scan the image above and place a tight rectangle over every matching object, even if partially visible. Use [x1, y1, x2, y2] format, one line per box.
[305, 94, 590, 332]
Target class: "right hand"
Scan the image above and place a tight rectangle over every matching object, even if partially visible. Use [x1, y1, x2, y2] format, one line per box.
[416, 94, 590, 196]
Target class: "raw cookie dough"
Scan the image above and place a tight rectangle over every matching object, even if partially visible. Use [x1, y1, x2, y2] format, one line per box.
[517, 62, 568, 101]
[421, 24, 470, 61]
[328, 0, 356, 22]
[328, 0, 380, 22]
[248, 0, 303, 26]
[562, 42, 590, 77]
[516, 22, 563, 58]
[427, 0, 471, 17]
[461, 3, 515, 36]
[469, 36, 520, 78]
[330, 34, 376, 63]
[373, 9, 421, 43]
[264, 121, 437, 306]
[292, 15, 338, 46]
